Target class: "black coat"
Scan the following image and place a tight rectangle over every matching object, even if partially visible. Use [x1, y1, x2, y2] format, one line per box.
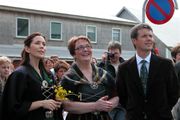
[116, 54, 179, 120]
[1, 65, 63, 120]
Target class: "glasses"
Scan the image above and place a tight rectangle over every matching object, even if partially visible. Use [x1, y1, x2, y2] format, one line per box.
[75, 44, 92, 51]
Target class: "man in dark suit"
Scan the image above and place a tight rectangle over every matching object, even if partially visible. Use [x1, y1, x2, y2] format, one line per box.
[116, 23, 179, 120]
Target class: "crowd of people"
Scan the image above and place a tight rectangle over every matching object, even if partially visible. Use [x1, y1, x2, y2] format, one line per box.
[0, 23, 180, 120]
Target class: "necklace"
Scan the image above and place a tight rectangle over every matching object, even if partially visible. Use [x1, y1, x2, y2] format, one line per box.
[71, 64, 101, 89]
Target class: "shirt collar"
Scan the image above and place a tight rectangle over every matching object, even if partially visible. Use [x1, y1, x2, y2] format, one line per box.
[136, 52, 151, 65]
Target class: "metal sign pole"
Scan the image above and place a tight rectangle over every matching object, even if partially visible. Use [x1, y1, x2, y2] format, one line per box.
[174, 0, 178, 9]
[142, 0, 148, 23]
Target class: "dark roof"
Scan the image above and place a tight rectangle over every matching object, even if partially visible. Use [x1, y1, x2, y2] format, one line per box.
[116, 6, 141, 23]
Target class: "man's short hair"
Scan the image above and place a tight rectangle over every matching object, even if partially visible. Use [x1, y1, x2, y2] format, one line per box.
[107, 41, 122, 53]
[130, 23, 153, 39]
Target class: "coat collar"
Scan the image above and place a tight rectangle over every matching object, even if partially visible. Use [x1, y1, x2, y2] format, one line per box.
[128, 56, 144, 96]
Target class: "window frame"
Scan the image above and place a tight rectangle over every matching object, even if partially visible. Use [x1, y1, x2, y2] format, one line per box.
[50, 21, 62, 41]
[112, 28, 122, 44]
[16, 17, 30, 38]
[86, 25, 97, 43]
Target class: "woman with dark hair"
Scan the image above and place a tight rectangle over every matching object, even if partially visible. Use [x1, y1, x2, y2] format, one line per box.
[1, 32, 63, 120]
[61, 36, 119, 120]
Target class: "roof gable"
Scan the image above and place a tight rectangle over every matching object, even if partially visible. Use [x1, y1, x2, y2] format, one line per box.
[116, 6, 141, 23]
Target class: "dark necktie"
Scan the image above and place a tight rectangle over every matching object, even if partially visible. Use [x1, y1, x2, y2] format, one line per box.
[140, 60, 148, 96]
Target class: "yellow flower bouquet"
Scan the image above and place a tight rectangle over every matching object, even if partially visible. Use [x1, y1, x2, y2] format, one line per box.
[54, 86, 79, 101]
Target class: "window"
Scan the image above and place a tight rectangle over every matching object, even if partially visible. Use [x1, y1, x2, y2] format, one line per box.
[112, 28, 121, 43]
[50, 21, 62, 40]
[16, 17, 29, 37]
[86, 25, 97, 43]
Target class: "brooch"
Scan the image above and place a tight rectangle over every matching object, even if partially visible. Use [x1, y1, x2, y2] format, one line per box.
[90, 82, 98, 89]
[42, 80, 48, 88]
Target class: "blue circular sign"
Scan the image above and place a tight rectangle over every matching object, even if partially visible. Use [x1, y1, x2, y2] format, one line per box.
[146, 0, 175, 24]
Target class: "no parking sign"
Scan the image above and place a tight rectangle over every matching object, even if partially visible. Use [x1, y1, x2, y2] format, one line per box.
[146, 0, 175, 24]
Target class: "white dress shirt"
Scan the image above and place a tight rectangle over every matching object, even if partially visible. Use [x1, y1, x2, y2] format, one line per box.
[136, 52, 151, 76]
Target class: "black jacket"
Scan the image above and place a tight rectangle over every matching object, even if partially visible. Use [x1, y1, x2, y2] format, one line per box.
[116, 54, 179, 120]
[97, 57, 125, 78]
[1, 65, 63, 120]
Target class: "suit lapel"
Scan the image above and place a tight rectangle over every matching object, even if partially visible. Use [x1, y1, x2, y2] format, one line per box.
[128, 56, 144, 96]
[147, 54, 161, 93]
[148, 54, 160, 77]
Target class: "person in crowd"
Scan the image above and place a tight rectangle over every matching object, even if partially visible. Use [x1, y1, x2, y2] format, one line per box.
[0, 56, 13, 119]
[97, 40, 126, 120]
[1, 32, 63, 120]
[151, 42, 159, 56]
[91, 57, 98, 65]
[12, 59, 21, 69]
[171, 44, 180, 120]
[98, 40, 125, 78]
[50, 55, 60, 65]
[54, 60, 70, 85]
[171, 44, 180, 64]
[171, 44, 180, 77]
[44, 57, 56, 80]
[44, 58, 54, 73]
[96, 53, 106, 68]
[60, 35, 119, 120]
[172, 97, 180, 120]
[0, 56, 12, 96]
[116, 23, 179, 120]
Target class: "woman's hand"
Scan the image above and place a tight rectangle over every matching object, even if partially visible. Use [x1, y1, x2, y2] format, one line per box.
[41, 99, 62, 111]
[95, 96, 113, 112]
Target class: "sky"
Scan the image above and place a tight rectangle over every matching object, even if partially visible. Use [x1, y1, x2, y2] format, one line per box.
[0, 0, 180, 47]
[0, 0, 144, 16]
